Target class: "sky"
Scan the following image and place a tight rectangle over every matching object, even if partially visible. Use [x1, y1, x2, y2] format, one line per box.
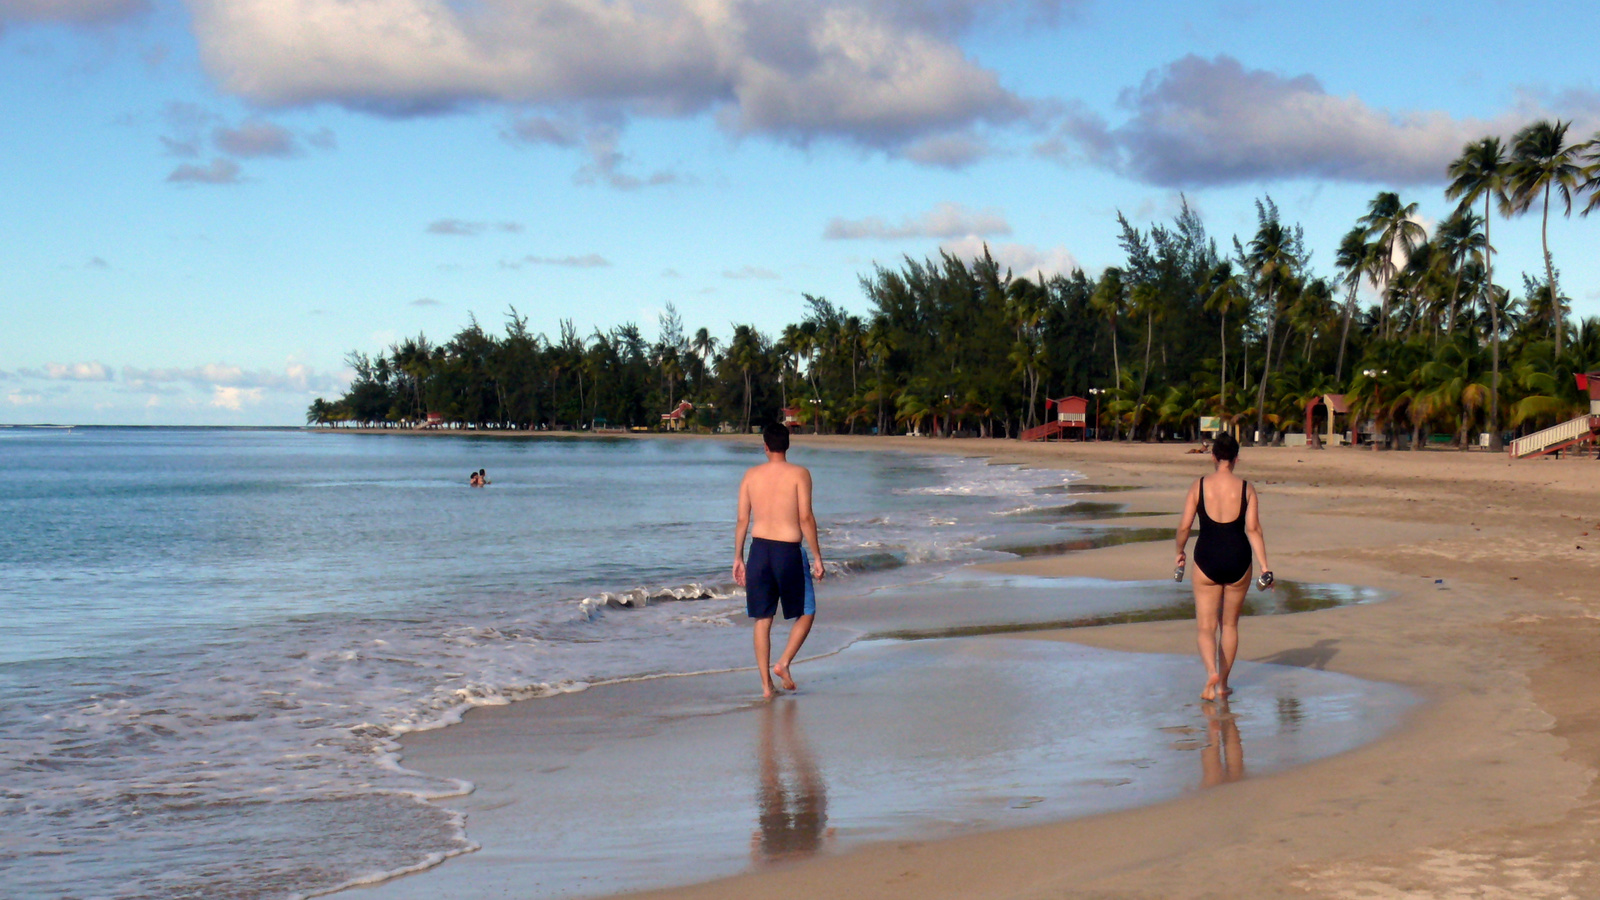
[3, 0, 1600, 425]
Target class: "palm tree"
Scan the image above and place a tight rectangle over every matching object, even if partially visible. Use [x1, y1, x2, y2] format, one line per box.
[1357, 191, 1426, 341]
[1091, 268, 1129, 440]
[863, 321, 894, 436]
[691, 327, 719, 395]
[1333, 227, 1372, 383]
[1507, 119, 1582, 357]
[1432, 209, 1486, 338]
[1246, 199, 1302, 443]
[1446, 136, 1511, 449]
[1202, 262, 1247, 411]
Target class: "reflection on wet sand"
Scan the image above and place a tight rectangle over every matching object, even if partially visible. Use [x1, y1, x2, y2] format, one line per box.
[752, 701, 832, 863]
[1200, 701, 1245, 788]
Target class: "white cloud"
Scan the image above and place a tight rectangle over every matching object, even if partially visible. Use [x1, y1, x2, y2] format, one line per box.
[186, 0, 1043, 161]
[5, 389, 43, 406]
[210, 386, 264, 410]
[825, 201, 1010, 240]
[410, 297, 442, 307]
[121, 362, 345, 393]
[938, 237, 1078, 278]
[15, 361, 115, 381]
[1040, 54, 1597, 187]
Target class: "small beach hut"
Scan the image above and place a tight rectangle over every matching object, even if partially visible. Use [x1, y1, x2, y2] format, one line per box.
[780, 407, 803, 427]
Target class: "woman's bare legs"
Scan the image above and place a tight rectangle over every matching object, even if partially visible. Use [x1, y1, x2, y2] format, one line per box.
[1192, 573, 1224, 700]
[1216, 574, 1250, 696]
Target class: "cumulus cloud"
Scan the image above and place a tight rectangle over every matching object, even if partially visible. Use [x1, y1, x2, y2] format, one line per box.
[1040, 54, 1595, 187]
[121, 362, 345, 393]
[723, 265, 780, 280]
[185, 0, 1046, 160]
[0, 0, 148, 28]
[426, 219, 524, 236]
[938, 237, 1078, 278]
[213, 120, 299, 158]
[499, 253, 611, 269]
[167, 158, 242, 185]
[210, 386, 263, 410]
[825, 201, 1010, 240]
[5, 389, 43, 406]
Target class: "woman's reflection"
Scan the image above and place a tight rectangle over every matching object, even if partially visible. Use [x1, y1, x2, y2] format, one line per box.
[751, 700, 831, 862]
[1200, 700, 1245, 788]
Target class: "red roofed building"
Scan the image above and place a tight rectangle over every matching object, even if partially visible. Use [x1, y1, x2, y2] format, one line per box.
[660, 400, 695, 431]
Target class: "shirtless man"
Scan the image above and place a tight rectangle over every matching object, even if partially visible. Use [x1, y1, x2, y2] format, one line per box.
[734, 423, 825, 699]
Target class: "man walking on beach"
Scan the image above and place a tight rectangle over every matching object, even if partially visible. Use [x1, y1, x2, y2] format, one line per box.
[734, 423, 825, 699]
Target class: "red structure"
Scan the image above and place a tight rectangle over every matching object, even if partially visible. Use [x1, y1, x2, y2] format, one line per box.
[780, 407, 803, 427]
[1021, 396, 1089, 441]
[660, 400, 695, 431]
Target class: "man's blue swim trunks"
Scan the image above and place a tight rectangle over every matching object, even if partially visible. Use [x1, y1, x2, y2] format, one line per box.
[746, 537, 809, 620]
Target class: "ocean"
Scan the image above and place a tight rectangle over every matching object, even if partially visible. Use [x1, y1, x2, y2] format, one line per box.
[0, 428, 1097, 900]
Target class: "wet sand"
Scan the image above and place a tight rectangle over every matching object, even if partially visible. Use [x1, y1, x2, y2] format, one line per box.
[360, 436, 1600, 899]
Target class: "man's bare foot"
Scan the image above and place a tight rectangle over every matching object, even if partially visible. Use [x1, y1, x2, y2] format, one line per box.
[1218, 683, 1233, 697]
[762, 684, 776, 700]
[1201, 675, 1220, 701]
[772, 662, 797, 692]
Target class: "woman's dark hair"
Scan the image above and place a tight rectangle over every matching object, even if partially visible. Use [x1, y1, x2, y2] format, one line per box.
[1212, 432, 1239, 462]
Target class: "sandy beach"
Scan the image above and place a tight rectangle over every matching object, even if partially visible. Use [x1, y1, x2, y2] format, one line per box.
[358, 436, 1600, 899]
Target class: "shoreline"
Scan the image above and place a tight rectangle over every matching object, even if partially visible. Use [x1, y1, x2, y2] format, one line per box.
[364, 436, 1600, 898]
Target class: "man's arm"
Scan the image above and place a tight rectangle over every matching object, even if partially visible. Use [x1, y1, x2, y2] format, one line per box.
[797, 468, 823, 579]
[733, 472, 751, 585]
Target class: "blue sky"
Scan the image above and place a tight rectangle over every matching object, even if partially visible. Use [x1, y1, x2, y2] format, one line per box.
[3, 0, 1599, 425]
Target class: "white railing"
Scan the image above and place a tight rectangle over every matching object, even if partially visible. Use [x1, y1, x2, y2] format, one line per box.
[1510, 414, 1600, 458]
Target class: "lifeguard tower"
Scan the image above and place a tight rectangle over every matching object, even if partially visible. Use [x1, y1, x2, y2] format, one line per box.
[1508, 373, 1600, 459]
[1020, 396, 1088, 441]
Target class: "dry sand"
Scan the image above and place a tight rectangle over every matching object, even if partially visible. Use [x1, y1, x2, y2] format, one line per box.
[352, 432, 1600, 899]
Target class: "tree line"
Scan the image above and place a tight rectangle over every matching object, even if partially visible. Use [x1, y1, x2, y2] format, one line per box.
[311, 119, 1600, 448]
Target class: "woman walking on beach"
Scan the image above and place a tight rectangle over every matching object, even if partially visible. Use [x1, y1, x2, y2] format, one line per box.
[1174, 433, 1272, 701]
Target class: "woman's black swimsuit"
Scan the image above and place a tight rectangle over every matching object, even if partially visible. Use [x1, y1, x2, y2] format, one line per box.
[1193, 477, 1252, 585]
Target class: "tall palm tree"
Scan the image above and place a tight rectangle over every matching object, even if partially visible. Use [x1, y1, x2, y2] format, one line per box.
[1507, 119, 1582, 357]
[1091, 268, 1129, 440]
[1201, 262, 1247, 412]
[1333, 226, 1372, 384]
[691, 327, 719, 395]
[1446, 136, 1510, 449]
[1432, 209, 1486, 338]
[1246, 200, 1302, 443]
[1357, 191, 1426, 341]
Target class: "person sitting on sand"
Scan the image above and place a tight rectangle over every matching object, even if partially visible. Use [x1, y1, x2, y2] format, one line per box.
[733, 423, 825, 699]
[1174, 432, 1272, 701]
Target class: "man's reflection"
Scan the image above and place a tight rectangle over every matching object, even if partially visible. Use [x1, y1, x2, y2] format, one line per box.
[1199, 700, 1245, 788]
[751, 700, 831, 862]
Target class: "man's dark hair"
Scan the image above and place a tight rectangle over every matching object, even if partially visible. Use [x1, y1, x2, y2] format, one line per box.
[1212, 432, 1239, 462]
[763, 422, 790, 453]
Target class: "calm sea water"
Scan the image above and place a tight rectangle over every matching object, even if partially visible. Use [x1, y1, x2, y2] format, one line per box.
[0, 428, 1079, 900]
